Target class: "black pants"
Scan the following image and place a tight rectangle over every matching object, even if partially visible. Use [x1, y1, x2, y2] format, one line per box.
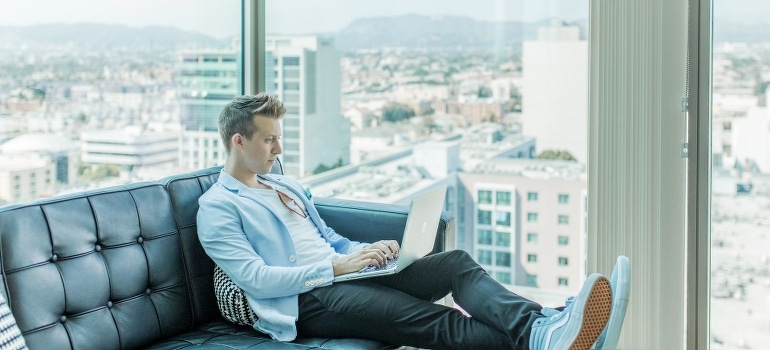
[296, 250, 543, 349]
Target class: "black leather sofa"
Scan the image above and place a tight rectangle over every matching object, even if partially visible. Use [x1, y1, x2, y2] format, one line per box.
[0, 165, 453, 349]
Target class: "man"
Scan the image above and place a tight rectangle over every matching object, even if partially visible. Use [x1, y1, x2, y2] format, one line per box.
[197, 93, 628, 349]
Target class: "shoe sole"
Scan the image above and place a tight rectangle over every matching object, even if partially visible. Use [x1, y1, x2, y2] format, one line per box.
[561, 274, 612, 350]
[594, 255, 631, 350]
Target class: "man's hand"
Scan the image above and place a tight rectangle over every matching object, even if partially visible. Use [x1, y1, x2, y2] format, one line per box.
[366, 240, 400, 260]
[331, 240, 400, 276]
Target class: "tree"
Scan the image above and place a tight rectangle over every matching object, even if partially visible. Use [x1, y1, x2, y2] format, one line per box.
[537, 150, 577, 162]
[312, 158, 344, 175]
[381, 102, 416, 123]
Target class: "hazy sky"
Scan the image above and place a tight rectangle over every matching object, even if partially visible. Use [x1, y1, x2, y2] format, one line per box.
[1, 0, 761, 39]
[0, 0, 587, 39]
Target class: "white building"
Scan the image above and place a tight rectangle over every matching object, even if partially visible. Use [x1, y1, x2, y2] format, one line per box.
[521, 24, 588, 163]
[266, 36, 351, 178]
[0, 153, 56, 204]
[457, 159, 587, 292]
[731, 102, 770, 174]
[0, 133, 79, 186]
[81, 127, 178, 167]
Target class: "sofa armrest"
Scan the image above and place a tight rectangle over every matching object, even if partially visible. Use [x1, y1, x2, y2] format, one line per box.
[313, 197, 454, 255]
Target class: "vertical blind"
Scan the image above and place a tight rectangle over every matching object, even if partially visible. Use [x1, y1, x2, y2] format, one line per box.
[588, 0, 689, 348]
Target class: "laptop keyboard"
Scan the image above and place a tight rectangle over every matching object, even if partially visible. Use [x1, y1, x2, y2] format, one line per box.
[359, 258, 399, 273]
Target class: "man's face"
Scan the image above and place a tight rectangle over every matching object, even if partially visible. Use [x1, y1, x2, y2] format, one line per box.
[240, 115, 282, 175]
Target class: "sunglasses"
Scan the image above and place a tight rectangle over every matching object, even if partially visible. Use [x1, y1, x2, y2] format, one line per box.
[275, 189, 307, 219]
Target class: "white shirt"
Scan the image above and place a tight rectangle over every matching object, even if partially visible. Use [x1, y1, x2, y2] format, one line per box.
[252, 183, 342, 265]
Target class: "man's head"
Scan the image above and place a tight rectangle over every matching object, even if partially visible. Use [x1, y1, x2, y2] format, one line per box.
[218, 93, 286, 175]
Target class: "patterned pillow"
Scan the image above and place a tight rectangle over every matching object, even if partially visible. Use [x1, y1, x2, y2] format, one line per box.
[0, 293, 28, 350]
[213, 265, 258, 326]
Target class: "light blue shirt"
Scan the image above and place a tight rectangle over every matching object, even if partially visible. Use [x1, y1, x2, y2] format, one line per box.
[196, 170, 369, 341]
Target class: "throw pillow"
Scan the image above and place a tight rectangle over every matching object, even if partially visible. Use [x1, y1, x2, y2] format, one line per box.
[213, 265, 258, 326]
[0, 293, 28, 350]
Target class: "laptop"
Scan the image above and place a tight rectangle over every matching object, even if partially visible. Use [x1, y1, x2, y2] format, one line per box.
[334, 185, 447, 282]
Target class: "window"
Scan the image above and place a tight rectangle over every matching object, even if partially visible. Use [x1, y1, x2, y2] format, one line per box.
[495, 252, 511, 267]
[285, 105, 300, 114]
[283, 94, 300, 103]
[526, 274, 538, 287]
[558, 235, 569, 246]
[558, 277, 569, 286]
[527, 254, 537, 263]
[527, 192, 538, 201]
[477, 210, 492, 225]
[2, 1, 244, 206]
[558, 215, 569, 225]
[477, 229, 492, 245]
[558, 257, 568, 266]
[282, 57, 300, 66]
[495, 211, 511, 226]
[477, 250, 492, 265]
[283, 81, 300, 90]
[478, 190, 492, 204]
[496, 191, 511, 205]
[283, 70, 300, 78]
[495, 231, 510, 247]
[527, 232, 538, 243]
[710, 3, 768, 347]
[527, 212, 538, 222]
[558, 194, 569, 204]
[496, 272, 512, 285]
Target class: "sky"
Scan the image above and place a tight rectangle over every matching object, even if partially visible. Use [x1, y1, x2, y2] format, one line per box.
[0, 0, 587, 39]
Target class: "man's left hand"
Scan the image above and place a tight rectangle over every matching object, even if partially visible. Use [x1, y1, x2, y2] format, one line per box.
[366, 240, 400, 260]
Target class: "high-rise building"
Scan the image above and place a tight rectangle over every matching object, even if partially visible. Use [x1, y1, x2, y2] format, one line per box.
[266, 36, 350, 178]
[521, 24, 588, 163]
[457, 160, 587, 291]
[177, 50, 240, 170]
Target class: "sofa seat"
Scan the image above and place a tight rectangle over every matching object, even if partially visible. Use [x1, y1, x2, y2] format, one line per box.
[148, 319, 396, 350]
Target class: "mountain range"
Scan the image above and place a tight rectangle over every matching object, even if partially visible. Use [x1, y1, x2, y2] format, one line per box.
[0, 15, 766, 52]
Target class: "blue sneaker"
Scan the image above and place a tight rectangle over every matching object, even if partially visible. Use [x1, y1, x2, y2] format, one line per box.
[529, 273, 612, 350]
[593, 255, 631, 350]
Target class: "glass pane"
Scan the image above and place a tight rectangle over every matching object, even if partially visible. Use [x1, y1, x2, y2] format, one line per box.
[711, 1, 770, 346]
[0, 1, 242, 206]
[265, 0, 588, 298]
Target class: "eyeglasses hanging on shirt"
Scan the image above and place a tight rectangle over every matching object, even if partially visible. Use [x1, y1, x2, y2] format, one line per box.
[275, 188, 308, 219]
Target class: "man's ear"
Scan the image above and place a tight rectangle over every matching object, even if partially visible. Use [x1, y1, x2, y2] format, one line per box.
[231, 133, 243, 150]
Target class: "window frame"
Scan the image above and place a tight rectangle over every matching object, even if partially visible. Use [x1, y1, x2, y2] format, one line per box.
[685, 0, 712, 348]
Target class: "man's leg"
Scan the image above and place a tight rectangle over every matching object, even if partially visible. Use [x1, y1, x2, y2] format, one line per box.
[296, 279, 515, 349]
[374, 250, 543, 347]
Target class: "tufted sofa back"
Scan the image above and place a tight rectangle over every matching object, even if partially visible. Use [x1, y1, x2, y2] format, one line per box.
[0, 164, 286, 350]
[0, 182, 194, 349]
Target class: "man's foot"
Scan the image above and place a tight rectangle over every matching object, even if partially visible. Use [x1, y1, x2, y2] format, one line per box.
[529, 273, 612, 350]
[593, 255, 631, 350]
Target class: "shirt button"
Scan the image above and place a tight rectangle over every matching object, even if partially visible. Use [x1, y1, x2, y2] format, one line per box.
[289, 255, 296, 263]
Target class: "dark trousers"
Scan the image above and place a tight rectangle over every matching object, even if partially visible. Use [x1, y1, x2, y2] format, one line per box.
[296, 250, 543, 349]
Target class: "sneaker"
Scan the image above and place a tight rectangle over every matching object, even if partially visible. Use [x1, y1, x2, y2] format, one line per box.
[593, 255, 631, 350]
[529, 273, 612, 350]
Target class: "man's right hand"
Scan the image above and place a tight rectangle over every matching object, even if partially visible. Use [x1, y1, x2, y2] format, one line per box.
[332, 248, 390, 276]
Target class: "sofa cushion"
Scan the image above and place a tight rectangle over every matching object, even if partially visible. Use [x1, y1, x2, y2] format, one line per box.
[147, 320, 398, 350]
